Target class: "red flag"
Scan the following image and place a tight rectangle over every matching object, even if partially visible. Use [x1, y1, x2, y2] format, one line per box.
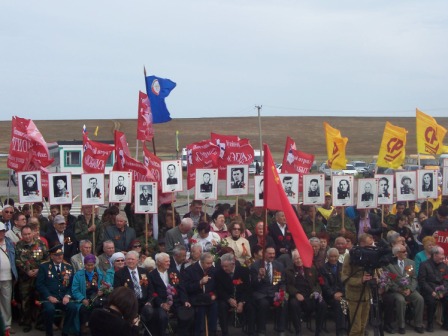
[136, 91, 154, 142]
[82, 134, 114, 174]
[8, 116, 54, 171]
[186, 140, 219, 189]
[142, 145, 175, 204]
[281, 137, 315, 192]
[263, 144, 313, 267]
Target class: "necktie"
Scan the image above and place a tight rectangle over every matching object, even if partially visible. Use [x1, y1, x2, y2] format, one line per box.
[6, 222, 10, 231]
[56, 265, 60, 273]
[131, 271, 142, 299]
[266, 262, 272, 282]
[399, 260, 404, 273]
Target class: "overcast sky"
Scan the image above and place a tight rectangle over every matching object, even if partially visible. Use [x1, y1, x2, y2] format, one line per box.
[2, 0, 448, 121]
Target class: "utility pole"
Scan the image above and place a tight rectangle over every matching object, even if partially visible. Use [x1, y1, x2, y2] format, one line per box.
[255, 105, 263, 165]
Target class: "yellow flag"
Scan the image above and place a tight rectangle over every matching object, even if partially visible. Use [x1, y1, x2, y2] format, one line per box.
[324, 122, 348, 169]
[416, 108, 447, 155]
[377, 122, 407, 168]
[94, 126, 99, 137]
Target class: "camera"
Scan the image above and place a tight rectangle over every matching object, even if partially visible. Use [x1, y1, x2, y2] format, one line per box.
[349, 245, 392, 274]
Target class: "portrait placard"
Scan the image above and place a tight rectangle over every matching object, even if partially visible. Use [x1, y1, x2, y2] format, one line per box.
[226, 165, 249, 196]
[48, 173, 73, 205]
[279, 173, 299, 204]
[443, 167, 448, 196]
[331, 175, 354, 207]
[195, 169, 218, 201]
[161, 160, 183, 193]
[417, 169, 438, 200]
[134, 182, 158, 214]
[18, 171, 42, 203]
[81, 173, 105, 206]
[356, 178, 378, 209]
[254, 175, 264, 207]
[376, 174, 394, 205]
[395, 171, 416, 202]
[302, 174, 325, 205]
[109, 171, 132, 203]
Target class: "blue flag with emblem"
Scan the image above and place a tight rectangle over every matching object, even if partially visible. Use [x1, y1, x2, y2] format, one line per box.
[144, 74, 176, 123]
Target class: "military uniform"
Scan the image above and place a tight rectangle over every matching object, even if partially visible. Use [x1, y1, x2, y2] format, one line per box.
[15, 239, 49, 327]
[327, 214, 356, 244]
[36, 260, 78, 336]
[74, 215, 100, 243]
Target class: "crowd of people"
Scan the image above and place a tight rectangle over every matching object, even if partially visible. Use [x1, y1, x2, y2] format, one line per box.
[0, 191, 448, 336]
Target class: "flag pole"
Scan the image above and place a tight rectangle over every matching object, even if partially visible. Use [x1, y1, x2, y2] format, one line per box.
[91, 205, 96, 252]
[256, 105, 263, 165]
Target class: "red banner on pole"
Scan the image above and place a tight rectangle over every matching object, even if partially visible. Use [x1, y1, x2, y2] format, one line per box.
[137, 91, 154, 142]
[82, 134, 114, 174]
[186, 140, 219, 190]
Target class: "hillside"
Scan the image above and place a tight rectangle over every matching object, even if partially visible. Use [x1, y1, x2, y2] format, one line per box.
[1, 116, 447, 160]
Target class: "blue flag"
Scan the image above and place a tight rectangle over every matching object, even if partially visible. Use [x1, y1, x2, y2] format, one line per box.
[145, 75, 176, 123]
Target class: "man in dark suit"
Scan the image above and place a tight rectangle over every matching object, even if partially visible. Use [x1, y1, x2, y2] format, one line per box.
[250, 246, 287, 335]
[418, 246, 448, 332]
[182, 252, 218, 336]
[230, 167, 244, 189]
[378, 177, 390, 199]
[45, 215, 78, 263]
[36, 244, 78, 336]
[114, 175, 126, 195]
[200, 172, 213, 193]
[165, 218, 193, 254]
[170, 245, 188, 273]
[86, 177, 100, 198]
[113, 250, 155, 325]
[216, 253, 252, 336]
[166, 164, 178, 185]
[139, 185, 152, 206]
[320, 248, 345, 336]
[268, 211, 295, 258]
[149, 252, 192, 336]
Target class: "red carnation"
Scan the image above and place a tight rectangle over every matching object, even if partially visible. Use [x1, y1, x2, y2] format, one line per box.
[318, 276, 325, 286]
[389, 273, 398, 281]
[278, 236, 284, 241]
[152, 293, 158, 297]
[286, 235, 291, 241]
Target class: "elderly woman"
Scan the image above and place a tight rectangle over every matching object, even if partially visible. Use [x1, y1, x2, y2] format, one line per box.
[71, 254, 105, 334]
[247, 221, 275, 253]
[191, 221, 221, 253]
[210, 211, 229, 239]
[414, 236, 437, 276]
[104, 252, 126, 285]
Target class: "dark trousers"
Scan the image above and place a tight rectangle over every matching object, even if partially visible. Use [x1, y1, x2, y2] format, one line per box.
[424, 295, 448, 328]
[289, 297, 326, 335]
[194, 301, 218, 336]
[42, 301, 78, 336]
[254, 297, 286, 333]
[327, 298, 345, 333]
[18, 278, 36, 326]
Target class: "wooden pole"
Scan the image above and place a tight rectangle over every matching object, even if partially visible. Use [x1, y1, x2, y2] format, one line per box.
[172, 192, 175, 226]
[235, 196, 239, 218]
[341, 207, 345, 230]
[145, 213, 149, 251]
[426, 199, 429, 217]
[312, 207, 316, 235]
[203, 200, 207, 222]
[91, 205, 96, 251]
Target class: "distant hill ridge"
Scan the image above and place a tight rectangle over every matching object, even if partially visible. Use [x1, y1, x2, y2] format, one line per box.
[1, 116, 447, 157]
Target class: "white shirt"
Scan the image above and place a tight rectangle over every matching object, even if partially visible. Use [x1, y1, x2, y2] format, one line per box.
[277, 223, 286, 236]
[158, 269, 169, 287]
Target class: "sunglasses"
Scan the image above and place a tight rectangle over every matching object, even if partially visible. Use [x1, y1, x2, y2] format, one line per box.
[115, 259, 125, 262]
[232, 228, 241, 231]
[133, 244, 142, 248]
[4, 211, 13, 214]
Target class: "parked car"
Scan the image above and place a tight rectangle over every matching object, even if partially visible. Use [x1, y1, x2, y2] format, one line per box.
[319, 162, 332, 180]
[351, 161, 368, 174]
[403, 164, 421, 171]
[333, 164, 358, 176]
[364, 163, 376, 177]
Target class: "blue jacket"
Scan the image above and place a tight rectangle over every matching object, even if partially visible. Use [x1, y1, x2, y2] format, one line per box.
[71, 267, 104, 301]
[1, 237, 18, 280]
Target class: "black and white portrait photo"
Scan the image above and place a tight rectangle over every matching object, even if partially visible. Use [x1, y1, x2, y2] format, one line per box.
[226, 165, 249, 196]
[18, 171, 42, 203]
[134, 182, 158, 214]
[357, 178, 378, 209]
[109, 171, 132, 203]
[195, 169, 218, 201]
[279, 173, 299, 204]
[81, 173, 105, 206]
[396, 171, 416, 202]
[161, 160, 183, 193]
[48, 173, 72, 205]
[332, 175, 354, 207]
[417, 169, 438, 200]
[302, 174, 325, 205]
[254, 175, 264, 207]
[376, 174, 394, 205]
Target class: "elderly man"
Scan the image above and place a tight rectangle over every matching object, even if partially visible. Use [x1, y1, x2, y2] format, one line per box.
[15, 225, 48, 332]
[0, 222, 18, 335]
[268, 211, 295, 258]
[103, 214, 136, 252]
[185, 244, 202, 268]
[6, 212, 27, 243]
[70, 240, 98, 272]
[1, 205, 14, 231]
[383, 245, 425, 334]
[182, 200, 210, 228]
[250, 246, 286, 336]
[310, 237, 326, 270]
[224, 221, 251, 265]
[170, 245, 188, 273]
[114, 250, 155, 325]
[418, 246, 448, 332]
[165, 217, 194, 254]
[149, 252, 192, 336]
[45, 215, 78, 262]
[36, 243, 77, 336]
[97, 240, 115, 274]
[216, 253, 251, 336]
[183, 252, 218, 336]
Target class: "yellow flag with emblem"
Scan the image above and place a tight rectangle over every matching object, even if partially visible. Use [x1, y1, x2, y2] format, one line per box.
[324, 122, 348, 170]
[377, 122, 407, 169]
[416, 108, 447, 155]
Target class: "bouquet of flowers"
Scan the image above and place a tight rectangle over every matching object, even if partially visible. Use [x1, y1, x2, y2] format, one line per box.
[399, 277, 411, 291]
[378, 271, 397, 289]
[273, 289, 288, 307]
[166, 284, 177, 306]
[232, 279, 243, 327]
[310, 291, 324, 303]
[435, 285, 445, 298]
[88, 281, 113, 309]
